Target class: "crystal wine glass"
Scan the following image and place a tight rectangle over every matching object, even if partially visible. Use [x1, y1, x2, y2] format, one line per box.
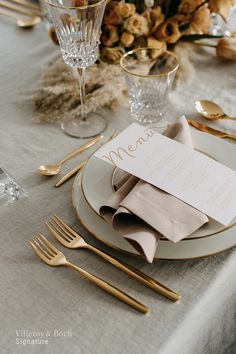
[44, 0, 107, 138]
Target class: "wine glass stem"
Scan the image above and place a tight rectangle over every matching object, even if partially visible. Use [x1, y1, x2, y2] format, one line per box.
[78, 67, 87, 122]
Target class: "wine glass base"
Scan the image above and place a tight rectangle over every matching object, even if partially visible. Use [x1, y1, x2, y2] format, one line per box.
[61, 113, 108, 139]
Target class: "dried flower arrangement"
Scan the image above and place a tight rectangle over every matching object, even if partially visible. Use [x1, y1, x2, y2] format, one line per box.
[99, 0, 236, 63]
[49, 0, 236, 63]
[35, 0, 235, 124]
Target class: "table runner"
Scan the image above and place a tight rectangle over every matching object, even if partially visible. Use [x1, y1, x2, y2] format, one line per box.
[0, 17, 236, 354]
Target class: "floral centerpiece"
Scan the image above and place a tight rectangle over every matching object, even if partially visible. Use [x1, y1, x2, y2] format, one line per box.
[98, 0, 236, 63]
[37, 0, 236, 124]
[49, 0, 236, 62]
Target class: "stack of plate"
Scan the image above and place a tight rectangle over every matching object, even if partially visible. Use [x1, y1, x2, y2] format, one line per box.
[72, 128, 236, 260]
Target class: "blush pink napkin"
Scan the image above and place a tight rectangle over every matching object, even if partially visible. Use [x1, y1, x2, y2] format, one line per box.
[99, 117, 209, 263]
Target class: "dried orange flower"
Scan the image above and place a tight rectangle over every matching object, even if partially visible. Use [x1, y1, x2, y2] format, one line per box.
[124, 14, 149, 36]
[178, 0, 205, 15]
[100, 46, 126, 63]
[120, 32, 135, 47]
[147, 36, 167, 50]
[143, 6, 165, 34]
[146, 37, 167, 59]
[190, 5, 211, 34]
[101, 25, 119, 46]
[73, 0, 88, 6]
[154, 19, 181, 44]
[208, 0, 234, 20]
[117, 1, 136, 19]
[103, 1, 123, 25]
[216, 38, 236, 60]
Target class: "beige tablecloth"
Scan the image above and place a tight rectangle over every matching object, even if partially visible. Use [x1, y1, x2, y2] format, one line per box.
[0, 14, 236, 354]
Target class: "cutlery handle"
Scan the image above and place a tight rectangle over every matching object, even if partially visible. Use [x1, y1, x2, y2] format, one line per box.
[66, 262, 149, 314]
[226, 134, 236, 140]
[10, 0, 40, 11]
[59, 135, 103, 165]
[55, 131, 118, 187]
[0, 7, 19, 19]
[223, 115, 236, 121]
[87, 245, 181, 301]
[55, 159, 88, 187]
[0, 1, 37, 16]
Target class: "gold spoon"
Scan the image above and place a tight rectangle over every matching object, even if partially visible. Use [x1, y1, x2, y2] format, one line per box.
[0, 8, 41, 28]
[38, 134, 103, 176]
[195, 100, 236, 121]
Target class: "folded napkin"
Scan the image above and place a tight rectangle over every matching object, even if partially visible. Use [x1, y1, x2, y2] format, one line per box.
[99, 117, 209, 263]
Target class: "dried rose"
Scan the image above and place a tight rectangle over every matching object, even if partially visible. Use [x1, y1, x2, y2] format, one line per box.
[73, 0, 88, 6]
[143, 6, 165, 34]
[172, 13, 191, 28]
[154, 19, 181, 44]
[100, 46, 126, 63]
[117, 1, 136, 19]
[103, 1, 123, 25]
[208, 0, 235, 20]
[120, 32, 135, 47]
[48, 26, 59, 45]
[101, 25, 119, 46]
[133, 36, 147, 48]
[124, 14, 149, 37]
[146, 37, 167, 51]
[178, 0, 205, 15]
[146, 37, 167, 59]
[216, 38, 236, 60]
[189, 5, 211, 34]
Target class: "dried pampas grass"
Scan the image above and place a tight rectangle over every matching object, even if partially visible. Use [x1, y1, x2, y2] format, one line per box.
[32, 47, 195, 123]
[33, 57, 127, 123]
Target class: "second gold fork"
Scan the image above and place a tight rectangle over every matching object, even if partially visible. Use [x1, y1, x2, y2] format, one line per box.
[30, 234, 149, 314]
[46, 215, 181, 301]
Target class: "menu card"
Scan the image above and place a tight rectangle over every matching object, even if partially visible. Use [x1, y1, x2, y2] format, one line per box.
[95, 124, 236, 226]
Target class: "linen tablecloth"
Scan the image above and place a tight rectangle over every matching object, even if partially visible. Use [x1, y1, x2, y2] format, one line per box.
[0, 16, 236, 354]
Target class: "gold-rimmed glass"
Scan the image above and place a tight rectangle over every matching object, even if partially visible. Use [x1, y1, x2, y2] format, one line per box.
[44, 0, 107, 138]
[120, 48, 179, 126]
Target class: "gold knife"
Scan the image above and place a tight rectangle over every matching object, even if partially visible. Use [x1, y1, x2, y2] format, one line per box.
[55, 131, 118, 187]
[188, 119, 236, 140]
[55, 159, 88, 187]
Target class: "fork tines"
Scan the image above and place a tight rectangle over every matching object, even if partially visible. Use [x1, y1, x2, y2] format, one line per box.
[30, 234, 59, 263]
[46, 215, 77, 245]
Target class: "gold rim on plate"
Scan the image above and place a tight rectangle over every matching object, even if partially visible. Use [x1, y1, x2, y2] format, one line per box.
[72, 169, 236, 261]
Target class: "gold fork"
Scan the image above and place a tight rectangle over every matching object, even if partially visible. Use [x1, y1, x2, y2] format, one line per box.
[30, 234, 149, 314]
[46, 215, 181, 301]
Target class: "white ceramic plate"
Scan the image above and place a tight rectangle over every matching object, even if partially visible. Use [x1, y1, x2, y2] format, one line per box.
[72, 128, 236, 260]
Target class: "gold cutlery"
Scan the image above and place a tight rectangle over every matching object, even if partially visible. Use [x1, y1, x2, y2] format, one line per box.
[38, 134, 103, 176]
[54, 131, 118, 187]
[46, 215, 181, 302]
[195, 100, 236, 121]
[30, 234, 149, 314]
[188, 119, 236, 140]
[0, 7, 40, 27]
[9, 0, 41, 11]
[0, 1, 41, 17]
[55, 159, 88, 187]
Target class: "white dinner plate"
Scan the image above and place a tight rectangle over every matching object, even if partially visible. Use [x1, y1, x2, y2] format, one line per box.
[72, 128, 236, 260]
